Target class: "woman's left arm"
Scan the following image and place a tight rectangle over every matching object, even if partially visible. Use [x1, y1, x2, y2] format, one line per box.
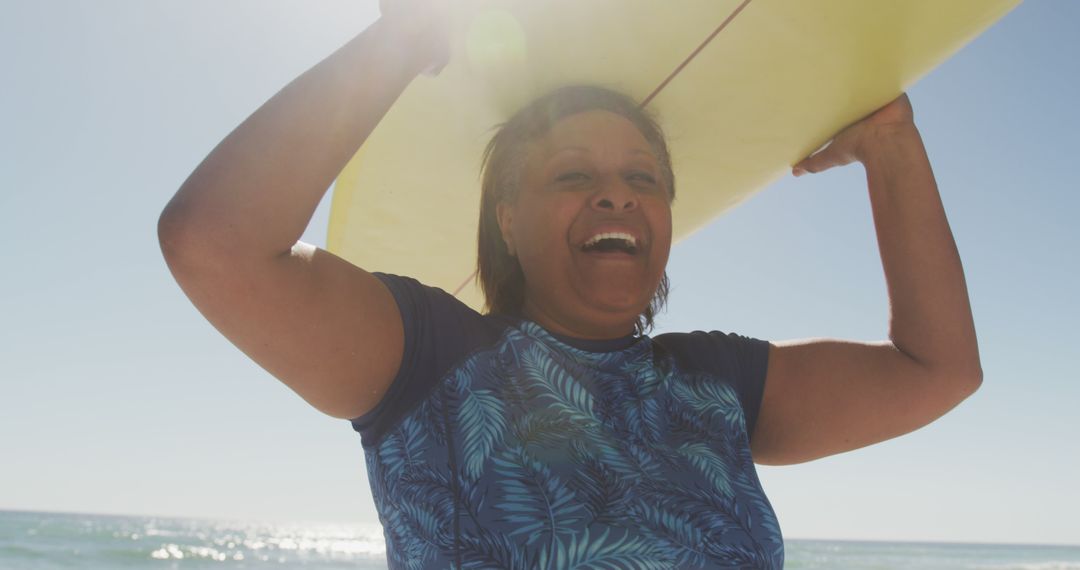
[751, 94, 982, 466]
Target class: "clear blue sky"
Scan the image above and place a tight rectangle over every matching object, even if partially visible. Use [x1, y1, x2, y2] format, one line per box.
[2, 0, 1077, 546]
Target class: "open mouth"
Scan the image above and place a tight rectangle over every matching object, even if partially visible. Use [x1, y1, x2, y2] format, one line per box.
[580, 232, 639, 255]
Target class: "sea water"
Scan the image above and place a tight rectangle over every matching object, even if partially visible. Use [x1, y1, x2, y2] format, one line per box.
[2, 510, 1078, 569]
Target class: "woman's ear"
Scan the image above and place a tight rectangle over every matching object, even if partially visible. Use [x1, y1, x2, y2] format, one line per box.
[496, 202, 516, 256]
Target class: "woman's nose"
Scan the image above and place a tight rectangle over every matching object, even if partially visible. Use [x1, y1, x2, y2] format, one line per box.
[590, 179, 638, 212]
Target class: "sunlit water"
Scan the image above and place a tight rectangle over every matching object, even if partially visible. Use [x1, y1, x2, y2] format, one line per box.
[2, 510, 1078, 569]
[0, 510, 387, 569]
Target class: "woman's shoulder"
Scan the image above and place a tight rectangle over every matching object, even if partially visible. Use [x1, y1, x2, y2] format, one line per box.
[353, 272, 518, 445]
[651, 329, 769, 372]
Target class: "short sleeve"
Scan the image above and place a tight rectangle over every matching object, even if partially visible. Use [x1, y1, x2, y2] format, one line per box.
[349, 272, 488, 446]
[652, 330, 772, 442]
[712, 331, 771, 441]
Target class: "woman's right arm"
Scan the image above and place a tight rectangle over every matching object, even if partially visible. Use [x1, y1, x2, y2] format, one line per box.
[157, 12, 446, 419]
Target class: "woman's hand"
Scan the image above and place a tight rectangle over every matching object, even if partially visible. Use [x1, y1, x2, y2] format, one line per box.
[378, 0, 452, 76]
[757, 92, 982, 465]
[792, 93, 915, 176]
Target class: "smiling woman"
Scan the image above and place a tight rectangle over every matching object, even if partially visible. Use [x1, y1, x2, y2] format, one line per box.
[336, 82, 787, 567]
[478, 86, 675, 338]
[156, 1, 981, 568]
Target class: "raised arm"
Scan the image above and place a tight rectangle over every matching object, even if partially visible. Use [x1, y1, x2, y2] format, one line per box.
[157, 8, 447, 419]
[751, 94, 983, 465]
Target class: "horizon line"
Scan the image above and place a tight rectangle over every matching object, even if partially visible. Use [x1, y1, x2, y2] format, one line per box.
[2, 507, 1077, 549]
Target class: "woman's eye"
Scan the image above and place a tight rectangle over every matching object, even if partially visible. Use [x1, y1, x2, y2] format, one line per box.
[556, 172, 589, 182]
[554, 171, 658, 187]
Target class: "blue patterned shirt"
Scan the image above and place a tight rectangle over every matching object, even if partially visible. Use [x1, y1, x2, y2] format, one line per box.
[352, 273, 784, 569]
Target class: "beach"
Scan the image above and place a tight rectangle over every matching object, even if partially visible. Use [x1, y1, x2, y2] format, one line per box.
[3, 510, 1077, 569]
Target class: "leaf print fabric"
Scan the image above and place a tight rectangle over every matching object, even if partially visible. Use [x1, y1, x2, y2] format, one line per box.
[352, 274, 783, 569]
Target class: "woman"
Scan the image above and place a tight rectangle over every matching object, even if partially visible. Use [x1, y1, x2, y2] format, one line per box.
[158, 4, 981, 569]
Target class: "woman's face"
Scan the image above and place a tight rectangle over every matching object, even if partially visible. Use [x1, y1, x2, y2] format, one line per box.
[496, 109, 673, 339]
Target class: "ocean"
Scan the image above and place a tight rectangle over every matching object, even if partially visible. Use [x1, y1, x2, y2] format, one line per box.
[1, 510, 1077, 569]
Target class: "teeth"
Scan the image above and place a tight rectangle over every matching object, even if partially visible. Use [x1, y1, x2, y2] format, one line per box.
[583, 232, 638, 248]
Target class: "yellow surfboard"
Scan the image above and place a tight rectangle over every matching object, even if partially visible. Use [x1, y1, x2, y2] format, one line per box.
[329, 0, 1020, 309]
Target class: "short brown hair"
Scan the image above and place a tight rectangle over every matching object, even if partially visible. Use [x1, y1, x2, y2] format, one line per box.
[476, 85, 675, 335]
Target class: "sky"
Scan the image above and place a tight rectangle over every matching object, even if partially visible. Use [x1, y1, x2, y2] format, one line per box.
[2, 0, 1077, 547]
